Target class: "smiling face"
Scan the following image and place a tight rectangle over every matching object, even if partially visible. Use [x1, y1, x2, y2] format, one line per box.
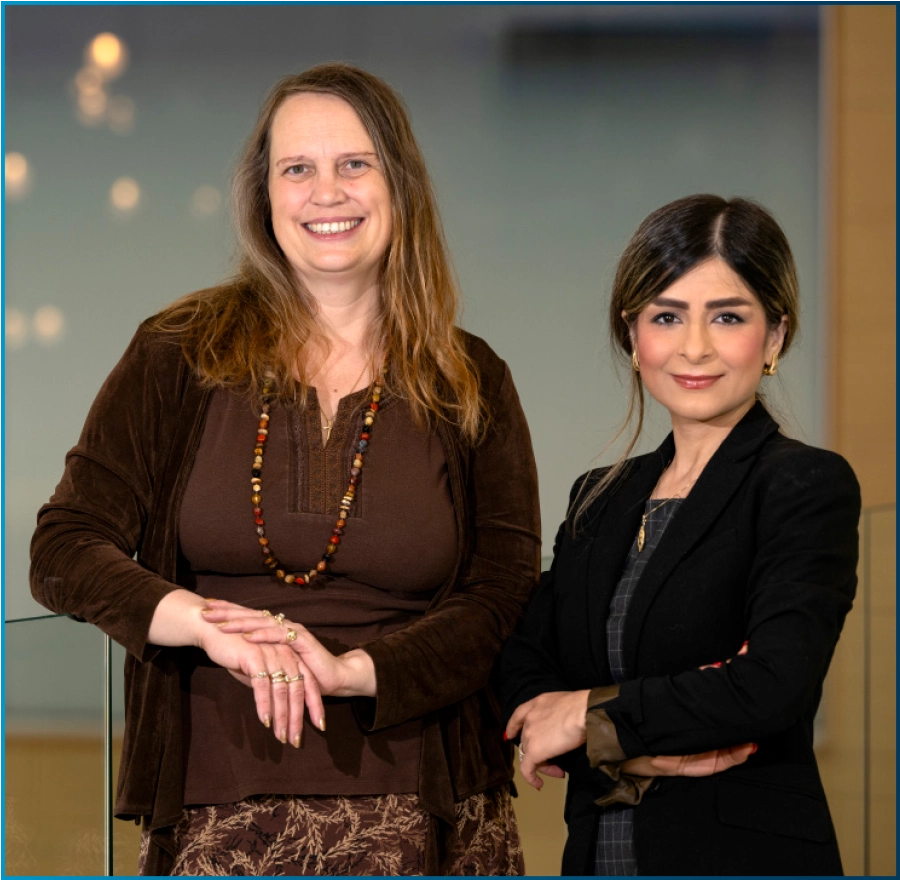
[267, 92, 393, 294]
[630, 257, 787, 431]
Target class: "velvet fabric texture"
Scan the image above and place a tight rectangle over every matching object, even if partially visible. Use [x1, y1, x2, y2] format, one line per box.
[500, 403, 860, 876]
[31, 319, 541, 875]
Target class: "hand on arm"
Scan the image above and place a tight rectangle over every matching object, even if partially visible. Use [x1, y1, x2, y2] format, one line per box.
[149, 590, 325, 747]
[201, 598, 377, 696]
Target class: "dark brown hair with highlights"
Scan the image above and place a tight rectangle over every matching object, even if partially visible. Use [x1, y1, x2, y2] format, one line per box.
[572, 194, 799, 526]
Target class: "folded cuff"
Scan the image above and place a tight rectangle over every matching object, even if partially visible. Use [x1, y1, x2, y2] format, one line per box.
[593, 763, 654, 807]
[585, 685, 627, 765]
[585, 684, 655, 807]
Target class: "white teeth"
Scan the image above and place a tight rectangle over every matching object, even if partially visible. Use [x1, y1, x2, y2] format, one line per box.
[305, 220, 361, 235]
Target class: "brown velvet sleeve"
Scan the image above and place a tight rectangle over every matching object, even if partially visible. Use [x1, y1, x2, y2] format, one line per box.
[30, 326, 184, 660]
[357, 350, 542, 731]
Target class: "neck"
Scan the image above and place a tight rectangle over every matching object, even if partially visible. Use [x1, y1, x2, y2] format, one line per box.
[665, 400, 754, 486]
[297, 280, 381, 376]
[309, 279, 381, 340]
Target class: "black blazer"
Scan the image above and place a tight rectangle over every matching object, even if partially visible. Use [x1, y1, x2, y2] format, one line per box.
[501, 403, 860, 876]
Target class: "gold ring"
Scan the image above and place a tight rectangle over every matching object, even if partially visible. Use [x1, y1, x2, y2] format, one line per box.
[274, 613, 286, 626]
[286, 673, 304, 683]
[269, 670, 287, 683]
[261, 610, 272, 617]
[256, 670, 269, 678]
[285, 629, 298, 643]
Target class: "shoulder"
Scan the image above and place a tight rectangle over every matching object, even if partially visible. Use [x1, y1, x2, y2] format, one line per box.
[97, 316, 201, 409]
[756, 434, 860, 501]
[125, 319, 193, 382]
[456, 328, 508, 388]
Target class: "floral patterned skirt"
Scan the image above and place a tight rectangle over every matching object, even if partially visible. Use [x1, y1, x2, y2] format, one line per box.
[138, 787, 523, 876]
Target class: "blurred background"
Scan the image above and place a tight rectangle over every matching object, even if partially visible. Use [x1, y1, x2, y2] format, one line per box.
[4, 4, 894, 876]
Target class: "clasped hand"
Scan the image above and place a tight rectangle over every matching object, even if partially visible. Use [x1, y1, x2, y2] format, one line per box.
[198, 598, 376, 748]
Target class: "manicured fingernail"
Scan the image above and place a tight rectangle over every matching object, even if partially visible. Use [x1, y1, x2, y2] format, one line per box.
[712, 661, 724, 668]
[293, 734, 301, 748]
[503, 732, 508, 742]
[318, 717, 326, 732]
[279, 729, 287, 744]
[264, 715, 271, 729]
[750, 743, 758, 754]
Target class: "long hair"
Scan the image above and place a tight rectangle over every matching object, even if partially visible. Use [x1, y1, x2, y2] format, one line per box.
[571, 194, 800, 526]
[149, 63, 484, 442]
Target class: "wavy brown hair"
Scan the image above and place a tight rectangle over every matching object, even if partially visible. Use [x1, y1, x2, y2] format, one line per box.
[572, 194, 799, 527]
[149, 63, 485, 442]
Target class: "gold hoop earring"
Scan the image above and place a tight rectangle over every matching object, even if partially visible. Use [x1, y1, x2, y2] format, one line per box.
[631, 350, 640, 373]
[762, 351, 779, 376]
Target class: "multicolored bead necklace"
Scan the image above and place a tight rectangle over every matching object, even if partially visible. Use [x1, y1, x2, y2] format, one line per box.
[251, 373, 383, 586]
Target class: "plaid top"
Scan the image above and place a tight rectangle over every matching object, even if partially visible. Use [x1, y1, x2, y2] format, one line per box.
[594, 498, 684, 876]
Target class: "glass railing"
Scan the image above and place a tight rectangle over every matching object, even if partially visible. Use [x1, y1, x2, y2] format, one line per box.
[4, 505, 895, 876]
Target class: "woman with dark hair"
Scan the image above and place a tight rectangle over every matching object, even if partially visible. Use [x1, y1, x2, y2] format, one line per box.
[501, 195, 859, 876]
[31, 63, 539, 876]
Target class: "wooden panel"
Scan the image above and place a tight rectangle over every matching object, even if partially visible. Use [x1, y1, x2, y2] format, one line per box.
[827, 5, 897, 508]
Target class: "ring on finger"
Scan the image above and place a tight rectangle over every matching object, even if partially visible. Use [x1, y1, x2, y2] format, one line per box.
[285, 629, 298, 644]
[256, 670, 270, 678]
[274, 613, 286, 626]
[269, 670, 288, 683]
[285, 673, 304, 683]
[261, 610, 272, 618]
[518, 745, 525, 762]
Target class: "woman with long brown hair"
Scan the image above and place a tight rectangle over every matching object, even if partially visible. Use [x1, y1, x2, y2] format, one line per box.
[501, 195, 859, 875]
[31, 63, 540, 876]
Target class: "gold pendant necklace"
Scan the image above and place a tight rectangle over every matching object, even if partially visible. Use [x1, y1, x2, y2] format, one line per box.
[637, 497, 678, 553]
[319, 359, 371, 447]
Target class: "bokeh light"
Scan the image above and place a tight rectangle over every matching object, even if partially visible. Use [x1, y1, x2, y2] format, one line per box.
[6, 308, 29, 349]
[190, 185, 223, 218]
[74, 65, 104, 95]
[5, 152, 31, 199]
[77, 89, 108, 121]
[110, 176, 141, 214]
[87, 32, 128, 79]
[33, 306, 66, 345]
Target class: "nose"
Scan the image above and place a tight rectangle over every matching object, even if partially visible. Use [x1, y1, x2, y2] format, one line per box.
[310, 168, 345, 206]
[681, 320, 713, 363]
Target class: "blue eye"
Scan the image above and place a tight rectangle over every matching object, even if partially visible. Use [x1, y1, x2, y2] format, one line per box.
[343, 159, 370, 175]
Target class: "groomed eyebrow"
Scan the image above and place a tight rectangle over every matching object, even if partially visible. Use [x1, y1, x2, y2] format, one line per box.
[650, 295, 754, 310]
[274, 152, 379, 168]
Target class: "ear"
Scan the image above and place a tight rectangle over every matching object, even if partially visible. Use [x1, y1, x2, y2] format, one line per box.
[766, 314, 788, 362]
[621, 309, 636, 350]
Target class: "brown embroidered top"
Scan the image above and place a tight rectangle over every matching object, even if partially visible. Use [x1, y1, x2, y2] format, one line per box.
[178, 386, 456, 802]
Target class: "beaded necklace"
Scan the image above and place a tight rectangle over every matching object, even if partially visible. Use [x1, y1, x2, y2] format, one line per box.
[251, 373, 383, 586]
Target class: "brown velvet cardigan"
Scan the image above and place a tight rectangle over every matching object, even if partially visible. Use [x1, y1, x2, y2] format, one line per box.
[30, 320, 541, 875]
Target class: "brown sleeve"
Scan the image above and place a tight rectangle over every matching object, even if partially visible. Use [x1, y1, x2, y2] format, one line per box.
[356, 354, 542, 730]
[30, 326, 183, 660]
[586, 684, 655, 808]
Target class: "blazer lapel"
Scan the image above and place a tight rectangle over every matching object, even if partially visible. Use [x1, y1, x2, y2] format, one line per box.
[621, 403, 780, 675]
[584, 447, 669, 681]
